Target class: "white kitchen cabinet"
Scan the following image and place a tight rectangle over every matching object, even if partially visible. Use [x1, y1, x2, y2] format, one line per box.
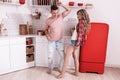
[0, 36, 36, 75]
[0, 35, 79, 75]
[0, 38, 10, 75]
[35, 36, 48, 67]
[35, 43, 48, 67]
[9, 37, 26, 70]
[35, 36, 77, 69]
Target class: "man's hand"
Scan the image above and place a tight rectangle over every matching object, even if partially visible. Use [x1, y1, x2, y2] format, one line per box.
[56, 2, 62, 6]
[56, 2, 71, 18]
[46, 34, 51, 41]
[45, 29, 48, 35]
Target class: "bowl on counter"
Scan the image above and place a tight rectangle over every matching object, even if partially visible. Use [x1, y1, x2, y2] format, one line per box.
[37, 30, 45, 36]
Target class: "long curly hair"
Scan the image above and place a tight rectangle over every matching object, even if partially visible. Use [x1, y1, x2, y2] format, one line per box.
[77, 9, 90, 31]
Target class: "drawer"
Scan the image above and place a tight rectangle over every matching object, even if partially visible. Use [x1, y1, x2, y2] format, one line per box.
[10, 37, 25, 44]
[36, 43, 48, 53]
[0, 38, 9, 46]
[36, 36, 48, 43]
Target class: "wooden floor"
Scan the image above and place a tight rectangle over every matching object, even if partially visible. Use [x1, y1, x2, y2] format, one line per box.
[0, 67, 120, 80]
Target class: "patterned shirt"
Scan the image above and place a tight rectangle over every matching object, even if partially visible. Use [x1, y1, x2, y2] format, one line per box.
[75, 20, 87, 47]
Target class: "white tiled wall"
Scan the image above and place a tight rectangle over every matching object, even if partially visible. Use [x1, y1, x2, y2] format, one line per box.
[31, 6, 51, 30]
[1, 12, 32, 36]
[31, 6, 79, 36]
[0, 0, 32, 36]
[0, 0, 86, 36]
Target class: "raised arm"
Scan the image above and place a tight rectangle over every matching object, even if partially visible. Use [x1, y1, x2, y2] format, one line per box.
[57, 2, 71, 17]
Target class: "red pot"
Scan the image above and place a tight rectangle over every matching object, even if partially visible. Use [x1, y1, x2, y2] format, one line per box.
[69, 2, 74, 6]
[78, 3, 83, 6]
[19, 0, 25, 4]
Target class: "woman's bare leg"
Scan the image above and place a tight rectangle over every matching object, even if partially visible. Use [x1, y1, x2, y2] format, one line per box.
[57, 46, 74, 78]
[72, 47, 79, 76]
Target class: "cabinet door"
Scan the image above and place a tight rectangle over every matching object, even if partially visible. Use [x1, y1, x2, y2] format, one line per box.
[35, 43, 48, 67]
[10, 44, 26, 69]
[0, 46, 10, 74]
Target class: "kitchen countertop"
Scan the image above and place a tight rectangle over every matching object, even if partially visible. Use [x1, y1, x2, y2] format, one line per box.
[0, 34, 42, 38]
[0, 35, 71, 41]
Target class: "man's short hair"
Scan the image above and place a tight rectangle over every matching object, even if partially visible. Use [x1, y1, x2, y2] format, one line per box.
[51, 5, 58, 11]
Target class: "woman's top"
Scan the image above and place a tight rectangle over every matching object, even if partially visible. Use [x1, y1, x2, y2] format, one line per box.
[75, 20, 87, 47]
[71, 26, 77, 40]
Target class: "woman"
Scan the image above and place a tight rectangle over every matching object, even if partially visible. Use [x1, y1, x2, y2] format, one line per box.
[57, 9, 91, 78]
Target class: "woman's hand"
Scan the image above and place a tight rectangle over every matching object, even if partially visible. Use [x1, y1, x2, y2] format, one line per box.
[74, 46, 78, 49]
[86, 25, 91, 34]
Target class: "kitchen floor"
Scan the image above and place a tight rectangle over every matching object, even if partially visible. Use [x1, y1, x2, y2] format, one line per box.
[0, 67, 120, 80]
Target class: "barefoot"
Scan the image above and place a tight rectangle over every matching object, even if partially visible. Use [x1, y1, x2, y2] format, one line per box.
[58, 69, 61, 73]
[53, 67, 61, 73]
[56, 73, 65, 79]
[72, 72, 79, 76]
[47, 69, 52, 74]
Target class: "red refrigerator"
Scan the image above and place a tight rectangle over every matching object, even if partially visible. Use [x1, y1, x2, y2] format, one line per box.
[79, 22, 109, 74]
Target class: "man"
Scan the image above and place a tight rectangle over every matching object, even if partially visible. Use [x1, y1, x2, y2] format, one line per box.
[45, 2, 71, 74]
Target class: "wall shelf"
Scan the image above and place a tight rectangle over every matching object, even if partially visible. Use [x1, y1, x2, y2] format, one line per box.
[0, 1, 20, 6]
[70, 5, 93, 8]
[68, 3, 93, 9]
[31, 0, 59, 6]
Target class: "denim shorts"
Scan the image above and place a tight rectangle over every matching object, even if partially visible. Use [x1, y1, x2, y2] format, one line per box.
[70, 40, 76, 46]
